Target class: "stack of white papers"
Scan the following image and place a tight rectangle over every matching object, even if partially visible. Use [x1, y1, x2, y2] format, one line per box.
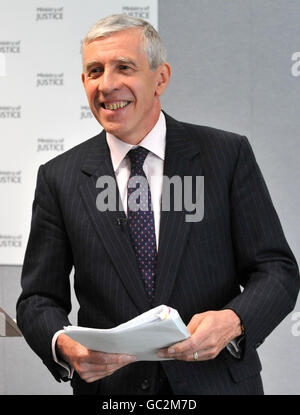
[64, 305, 190, 361]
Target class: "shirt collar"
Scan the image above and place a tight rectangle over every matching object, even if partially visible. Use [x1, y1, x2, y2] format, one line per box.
[106, 111, 166, 172]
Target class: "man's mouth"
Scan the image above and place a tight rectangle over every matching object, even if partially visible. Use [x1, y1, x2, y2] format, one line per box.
[101, 101, 131, 110]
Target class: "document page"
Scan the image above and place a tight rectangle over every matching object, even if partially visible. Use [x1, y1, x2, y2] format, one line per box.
[63, 305, 190, 360]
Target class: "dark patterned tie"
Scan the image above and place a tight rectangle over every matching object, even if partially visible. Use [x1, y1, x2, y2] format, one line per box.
[127, 147, 157, 304]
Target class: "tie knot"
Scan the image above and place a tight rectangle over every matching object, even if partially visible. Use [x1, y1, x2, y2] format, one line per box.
[128, 147, 149, 171]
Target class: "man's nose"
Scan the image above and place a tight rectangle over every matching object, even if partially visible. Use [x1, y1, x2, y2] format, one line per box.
[98, 69, 120, 94]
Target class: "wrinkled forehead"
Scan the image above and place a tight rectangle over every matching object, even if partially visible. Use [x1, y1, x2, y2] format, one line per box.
[81, 29, 149, 69]
[82, 27, 146, 54]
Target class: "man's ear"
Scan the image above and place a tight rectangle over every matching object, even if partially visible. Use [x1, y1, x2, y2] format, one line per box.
[81, 72, 86, 85]
[155, 62, 171, 96]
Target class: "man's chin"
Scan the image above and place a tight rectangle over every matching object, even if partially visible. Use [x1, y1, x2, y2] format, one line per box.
[100, 123, 129, 142]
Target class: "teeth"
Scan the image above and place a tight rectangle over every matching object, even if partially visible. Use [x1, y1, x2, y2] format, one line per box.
[104, 101, 130, 110]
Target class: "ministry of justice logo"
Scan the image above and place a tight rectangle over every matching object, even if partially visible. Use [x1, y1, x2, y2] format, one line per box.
[0, 171, 21, 184]
[96, 175, 204, 223]
[122, 6, 150, 20]
[37, 138, 64, 152]
[80, 105, 93, 120]
[0, 106, 21, 119]
[0, 41, 21, 54]
[36, 7, 64, 21]
[36, 73, 64, 87]
[0, 234, 22, 248]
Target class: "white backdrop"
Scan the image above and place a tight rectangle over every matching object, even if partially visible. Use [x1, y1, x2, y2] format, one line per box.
[0, 0, 299, 395]
[0, 0, 158, 265]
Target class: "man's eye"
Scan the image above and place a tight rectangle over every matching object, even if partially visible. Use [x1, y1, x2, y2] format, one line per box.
[89, 68, 103, 76]
[119, 65, 131, 71]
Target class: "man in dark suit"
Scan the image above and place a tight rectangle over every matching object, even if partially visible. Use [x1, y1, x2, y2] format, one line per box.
[17, 14, 299, 395]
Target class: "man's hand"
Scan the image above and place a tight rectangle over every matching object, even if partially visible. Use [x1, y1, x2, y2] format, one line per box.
[157, 309, 242, 361]
[56, 333, 137, 383]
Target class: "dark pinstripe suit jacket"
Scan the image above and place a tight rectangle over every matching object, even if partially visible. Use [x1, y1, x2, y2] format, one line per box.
[16, 113, 299, 395]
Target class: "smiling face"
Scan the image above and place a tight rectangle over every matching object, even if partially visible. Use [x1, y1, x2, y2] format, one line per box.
[81, 28, 171, 144]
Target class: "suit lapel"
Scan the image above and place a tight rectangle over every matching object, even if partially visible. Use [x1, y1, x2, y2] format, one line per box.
[153, 114, 202, 307]
[79, 130, 150, 313]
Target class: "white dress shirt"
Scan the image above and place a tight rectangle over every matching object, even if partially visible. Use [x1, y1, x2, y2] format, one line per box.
[106, 110, 166, 249]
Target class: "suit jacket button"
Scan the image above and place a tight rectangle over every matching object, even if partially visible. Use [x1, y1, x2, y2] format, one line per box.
[141, 379, 150, 391]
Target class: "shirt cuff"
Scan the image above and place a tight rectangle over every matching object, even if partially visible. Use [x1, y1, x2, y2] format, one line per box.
[52, 329, 74, 379]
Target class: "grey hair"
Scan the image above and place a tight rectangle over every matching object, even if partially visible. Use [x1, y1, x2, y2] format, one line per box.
[82, 14, 167, 70]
